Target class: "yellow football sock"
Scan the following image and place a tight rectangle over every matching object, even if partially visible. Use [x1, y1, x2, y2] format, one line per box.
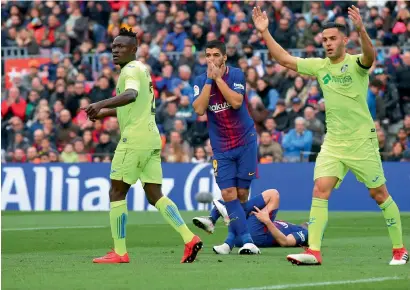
[110, 200, 128, 255]
[308, 198, 328, 251]
[379, 196, 403, 249]
[155, 196, 194, 243]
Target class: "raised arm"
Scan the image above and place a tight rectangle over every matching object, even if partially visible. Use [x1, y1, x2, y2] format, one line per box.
[192, 83, 212, 116]
[252, 6, 297, 72]
[348, 5, 375, 68]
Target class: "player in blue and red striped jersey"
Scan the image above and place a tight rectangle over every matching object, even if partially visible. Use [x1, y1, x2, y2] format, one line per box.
[193, 189, 309, 254]
[192, 40, 260, 255]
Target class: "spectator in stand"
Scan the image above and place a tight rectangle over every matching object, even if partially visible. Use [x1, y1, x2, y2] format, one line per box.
[282, 117, 313, 162]
[285, 77, 309, 107]
[256, 79, 279, 111]
[60, 143, 79, 163]
[94, 131, 116, 160]
[367, 79, 384, 120]
[12, 148, 26, 163]
[163, 131, 191, 161]
[26, 146, 40, 164]
[172, 65, 194, 101]
[387, 142, 405, 162]
[1, 87, 26, 122]
[373, 67, 402, 128]
[288, 97, 305, 130]
[56, 109, 80, 149]
[90, 77, 113, 103]
[176, 95, 196, 125]
[82, 129, 95, 153]
[272, 99, 289, 132]
[156, 101, 178, 134]
[187, 114, 209, 148]
[304, 106, 325, 162]
[264, 117, 283, 144]
[73, 138, 90, 163]
[396, 52, 410, 116]
[377, 129, 389, 161]
[404, 115, 410, 136]
[7, 131, 30, 154]
[258, 131, 283, 163]
[162, 22, 187, 52]
[191, 146, 207, 163]
[396, 128, 410, 149]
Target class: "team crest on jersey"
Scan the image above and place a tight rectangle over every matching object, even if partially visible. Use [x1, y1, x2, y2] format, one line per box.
[341, 64, 349, 73]
[194, 85, 199, 97]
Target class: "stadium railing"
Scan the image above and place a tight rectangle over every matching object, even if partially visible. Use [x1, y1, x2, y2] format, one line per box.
[2, 46, 409, 78]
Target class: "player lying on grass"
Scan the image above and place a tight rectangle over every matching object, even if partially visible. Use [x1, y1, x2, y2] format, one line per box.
[252, 6, 408, 266]
[83, 28, 202, 264]
[193, 189, 308, 254]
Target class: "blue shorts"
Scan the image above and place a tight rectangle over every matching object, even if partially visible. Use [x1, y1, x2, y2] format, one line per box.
[212, 140, 258, 190]
[234, 209, 278, 248]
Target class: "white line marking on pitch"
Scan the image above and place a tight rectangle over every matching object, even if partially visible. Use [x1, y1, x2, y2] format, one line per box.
[2, 225, 107, 231]
[230, 276, 404, 290]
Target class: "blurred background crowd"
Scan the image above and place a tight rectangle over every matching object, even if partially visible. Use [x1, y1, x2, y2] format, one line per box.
[1, 0, 410, 164]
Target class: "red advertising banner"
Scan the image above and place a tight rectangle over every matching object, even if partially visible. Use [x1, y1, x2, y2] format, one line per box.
[4, 58, 50, 89]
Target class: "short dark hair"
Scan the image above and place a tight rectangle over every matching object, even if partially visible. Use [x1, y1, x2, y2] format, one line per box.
[205, 40, 226, 55]
[119, 27, 137, 38]
[322, 22, 347, 34]
[370, 79, 383, 88]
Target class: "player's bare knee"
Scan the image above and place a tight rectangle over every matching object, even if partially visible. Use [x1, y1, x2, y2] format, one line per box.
[262, 189, 279, 204]
[237, 188, 249, 203]
[109, 188, 126, 202]
[222, 187, 237, 202]
[144, 183, 163, 206]
[369, 185, 389, 205]
[312, 183, 331, 200]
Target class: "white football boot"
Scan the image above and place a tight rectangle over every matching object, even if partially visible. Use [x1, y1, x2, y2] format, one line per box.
[213, 243, 231, 255]
[238, 243, 261, 255]
[192, 216, 215, 234]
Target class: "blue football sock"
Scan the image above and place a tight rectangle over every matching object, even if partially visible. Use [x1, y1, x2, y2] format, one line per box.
[225, 199, 253, 244]
[224, 224, 236, 249]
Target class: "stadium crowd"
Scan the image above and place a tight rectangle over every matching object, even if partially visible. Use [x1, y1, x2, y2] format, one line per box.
[1, 0, 410, 164]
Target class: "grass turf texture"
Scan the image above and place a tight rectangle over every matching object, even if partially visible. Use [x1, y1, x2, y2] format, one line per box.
[2, 211, 409, 290]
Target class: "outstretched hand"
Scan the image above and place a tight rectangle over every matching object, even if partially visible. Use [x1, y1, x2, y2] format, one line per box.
[252, 6, 269, 33]
[348, 5, 364, 31]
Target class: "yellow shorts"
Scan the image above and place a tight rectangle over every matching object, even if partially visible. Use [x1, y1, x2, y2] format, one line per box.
[314, 138, 386, 189]
[110, 148, 162, 186]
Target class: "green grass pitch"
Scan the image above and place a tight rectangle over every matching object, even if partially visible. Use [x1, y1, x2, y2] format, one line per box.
[2, 211, 409, 290]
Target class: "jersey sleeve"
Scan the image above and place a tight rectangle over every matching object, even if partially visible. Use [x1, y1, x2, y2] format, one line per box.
[123, 65, 141, 92]
[231, 70, 246, 96]
[296, 58, 323, 77]
[192, 76, 204, 102]
[354, 54, 371, 76]
[290, 229, 308, 246]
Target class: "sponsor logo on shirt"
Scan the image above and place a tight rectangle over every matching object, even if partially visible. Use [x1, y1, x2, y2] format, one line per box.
[208, 102, 232, 113]
[194, 85, 199, 97]
[233, 83, 244, 90]
[322, 73, 352, 85]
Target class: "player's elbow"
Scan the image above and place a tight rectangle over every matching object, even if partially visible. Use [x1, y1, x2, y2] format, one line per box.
[230, 95, 243, 109]
[124, 89, 137, 103]
[193, 103, 206, 116]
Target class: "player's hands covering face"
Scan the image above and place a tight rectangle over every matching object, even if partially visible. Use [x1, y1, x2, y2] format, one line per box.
[207, 62, 221, 80]
[348, 5, 364, 31]
[252, 6, 269, 33]
[252, 206, 271, 224]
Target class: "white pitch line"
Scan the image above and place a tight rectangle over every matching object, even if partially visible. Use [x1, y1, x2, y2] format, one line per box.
[230, 276, 404, 290]
[2, 225, 107, 231]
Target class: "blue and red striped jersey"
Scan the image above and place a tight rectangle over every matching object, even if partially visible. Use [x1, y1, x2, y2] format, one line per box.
[193, 66, 256, 153]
